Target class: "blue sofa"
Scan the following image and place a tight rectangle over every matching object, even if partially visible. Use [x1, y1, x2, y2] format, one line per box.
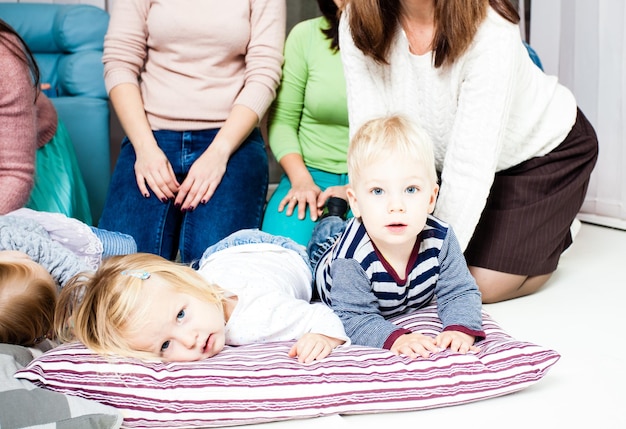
[0, 2, 111, 223]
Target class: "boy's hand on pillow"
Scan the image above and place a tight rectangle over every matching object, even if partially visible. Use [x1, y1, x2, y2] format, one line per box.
[391, 332, 439, 359]
[289, 334, 345, 363]
[435, 331, 480, 354]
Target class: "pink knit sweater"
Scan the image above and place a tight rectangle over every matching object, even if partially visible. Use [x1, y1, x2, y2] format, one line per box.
[103, 0, 285, 131]
[1, 34, 57, 214]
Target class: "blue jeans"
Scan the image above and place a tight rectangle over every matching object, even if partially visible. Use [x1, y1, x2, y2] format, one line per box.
[307, 216, 347, 272]
[200, 228, 311, 273]
[99, 128, 268, 264]
[90, 227, 137, 257]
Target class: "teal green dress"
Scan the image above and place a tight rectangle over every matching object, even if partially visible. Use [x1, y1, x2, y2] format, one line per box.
[25, 119, 92, 225]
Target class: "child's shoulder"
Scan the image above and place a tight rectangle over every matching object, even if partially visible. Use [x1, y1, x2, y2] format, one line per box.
[422, 215, 449, 237]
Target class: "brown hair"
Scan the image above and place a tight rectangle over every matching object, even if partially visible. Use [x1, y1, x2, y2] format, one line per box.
[55, 253, 225, 361]
[317, 0, 342, 51]
[348, 0, 519, 67]
[0, 262, 56, 347]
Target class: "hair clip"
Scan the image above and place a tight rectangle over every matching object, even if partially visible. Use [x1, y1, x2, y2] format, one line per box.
[121, 270, 151, 280]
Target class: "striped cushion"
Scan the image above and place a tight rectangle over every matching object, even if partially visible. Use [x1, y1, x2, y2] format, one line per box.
[15, 304, 559, 428]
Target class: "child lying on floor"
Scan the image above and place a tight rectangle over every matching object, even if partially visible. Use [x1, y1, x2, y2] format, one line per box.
[55, 229, 349, 363]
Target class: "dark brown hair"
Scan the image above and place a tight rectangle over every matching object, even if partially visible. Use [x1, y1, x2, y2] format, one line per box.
[317, 0, 342, 51]
[348, 0, 519, 67]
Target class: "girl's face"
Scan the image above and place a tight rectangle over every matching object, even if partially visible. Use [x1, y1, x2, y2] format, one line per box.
[333, 0, 345, 9]
[126, 274, 226, 362]
[346, 153, 439, 256]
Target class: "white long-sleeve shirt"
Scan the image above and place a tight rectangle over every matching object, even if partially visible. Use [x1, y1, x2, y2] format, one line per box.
[197, 243, 350, 346]
[340, 7, 577, 249]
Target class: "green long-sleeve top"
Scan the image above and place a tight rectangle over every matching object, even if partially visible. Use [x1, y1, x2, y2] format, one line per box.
[268, 16, 349, 174]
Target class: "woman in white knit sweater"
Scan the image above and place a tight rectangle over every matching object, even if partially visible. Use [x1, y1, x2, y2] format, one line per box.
[340, 0, 598, 303]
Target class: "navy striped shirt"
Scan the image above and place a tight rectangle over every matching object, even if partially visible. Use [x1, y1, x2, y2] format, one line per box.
[315, 215, 484, 348]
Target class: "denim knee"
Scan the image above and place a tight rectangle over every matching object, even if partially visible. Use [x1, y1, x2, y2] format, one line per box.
[307, 216, 347, 271]
[91, 227, 138, 256]
[180, 129, 268, 264]
[199, 228, 310, 272]
[99, 137, 174, 258]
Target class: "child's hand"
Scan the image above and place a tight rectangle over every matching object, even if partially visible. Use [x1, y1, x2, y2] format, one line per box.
[435, 331, 480, 354]
[390, 332, 439, 359]
[289, 333, 345, 363]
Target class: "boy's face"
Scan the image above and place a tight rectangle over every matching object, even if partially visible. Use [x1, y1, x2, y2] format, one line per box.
[346, 154, 439, 253]
[126, 274, 226, 362]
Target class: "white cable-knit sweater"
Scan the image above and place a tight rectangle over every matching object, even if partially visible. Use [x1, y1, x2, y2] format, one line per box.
[340, 7, 578, 250]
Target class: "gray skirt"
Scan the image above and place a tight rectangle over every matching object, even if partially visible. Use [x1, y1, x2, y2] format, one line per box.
[464, 108, 599, 276]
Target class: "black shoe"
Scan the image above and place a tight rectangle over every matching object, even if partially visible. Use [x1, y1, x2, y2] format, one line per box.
[319, 197, 348, 221]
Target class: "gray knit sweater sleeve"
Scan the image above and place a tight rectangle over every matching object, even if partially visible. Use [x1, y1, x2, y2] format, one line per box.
[328, 258, 401, 348]
[0, 215, 91, 287]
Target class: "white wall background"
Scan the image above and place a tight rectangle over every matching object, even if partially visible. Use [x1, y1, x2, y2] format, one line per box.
[531, 0, 626, 230]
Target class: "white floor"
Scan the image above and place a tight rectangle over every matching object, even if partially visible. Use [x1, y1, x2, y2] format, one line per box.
[253, 221, 626, 429]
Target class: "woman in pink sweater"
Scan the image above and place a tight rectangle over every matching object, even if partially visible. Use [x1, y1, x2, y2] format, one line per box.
[99, 0, 285, 264]
[0, 19, 92, 223]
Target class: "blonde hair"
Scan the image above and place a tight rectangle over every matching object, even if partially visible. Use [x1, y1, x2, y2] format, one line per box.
[347, 115, 438, 186]
[0, 261, 56, 347]
[55, 253, 224, 360]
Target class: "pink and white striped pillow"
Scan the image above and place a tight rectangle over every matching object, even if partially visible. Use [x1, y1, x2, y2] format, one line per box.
[15, 304, 559, 429]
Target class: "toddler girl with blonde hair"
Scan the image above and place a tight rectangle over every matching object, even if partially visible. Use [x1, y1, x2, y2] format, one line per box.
[56, 230, 349, 363]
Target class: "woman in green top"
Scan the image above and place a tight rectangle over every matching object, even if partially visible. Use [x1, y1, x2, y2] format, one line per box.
[261, 0, 349, 246]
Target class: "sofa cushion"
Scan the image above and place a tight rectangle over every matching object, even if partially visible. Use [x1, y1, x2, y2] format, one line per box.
[58, 51, 107, 98]
[0, 3, 108, 99]
[53, 4, 109, 52]
[0, 3, 108, 53]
